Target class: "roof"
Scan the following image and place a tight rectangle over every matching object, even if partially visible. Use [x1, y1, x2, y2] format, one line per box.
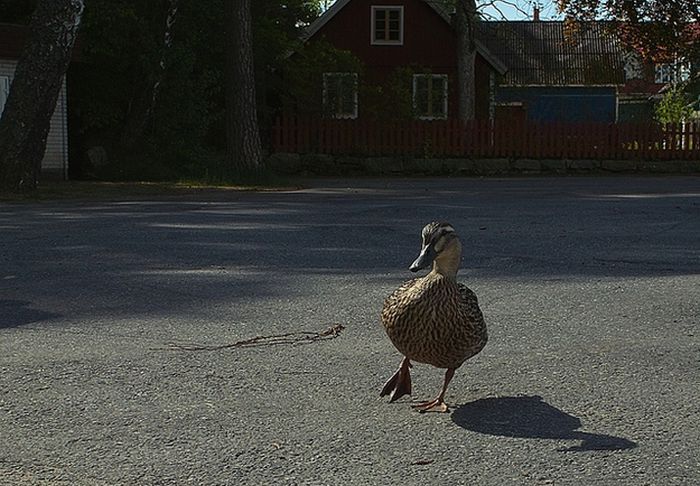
[304, 0, 507, 75]
[478, 21, 626, 86]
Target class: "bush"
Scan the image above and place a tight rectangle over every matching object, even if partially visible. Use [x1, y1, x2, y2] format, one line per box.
[655, 88, 693, 124]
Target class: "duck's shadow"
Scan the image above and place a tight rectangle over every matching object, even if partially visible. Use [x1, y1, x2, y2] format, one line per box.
[451, 395, 636, 452]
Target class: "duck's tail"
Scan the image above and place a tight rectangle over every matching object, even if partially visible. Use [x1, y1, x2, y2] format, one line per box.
[380, 358, 412, 402]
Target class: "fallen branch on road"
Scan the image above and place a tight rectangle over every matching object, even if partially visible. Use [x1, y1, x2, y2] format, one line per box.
[153, 323, 345, 351]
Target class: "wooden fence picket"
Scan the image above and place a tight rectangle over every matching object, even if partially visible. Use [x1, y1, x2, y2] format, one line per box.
[270, 116, 700, 160]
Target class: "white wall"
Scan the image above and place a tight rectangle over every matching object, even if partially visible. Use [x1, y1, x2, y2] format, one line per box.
[0, 59, 69, 179]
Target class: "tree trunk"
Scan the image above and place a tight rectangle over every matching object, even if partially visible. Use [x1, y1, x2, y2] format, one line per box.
[0, 0, 84, 192]
[120, 0, 179, 151]
[455, 0, 477, 121]
[225, 0, 262, 176]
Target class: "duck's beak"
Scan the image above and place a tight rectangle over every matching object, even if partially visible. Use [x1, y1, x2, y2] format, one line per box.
[409, 245, 435, 272]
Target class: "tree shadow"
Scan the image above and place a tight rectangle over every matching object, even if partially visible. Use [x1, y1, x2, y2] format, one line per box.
[0, 300, 59, 329]
[451, 395, 637, 452]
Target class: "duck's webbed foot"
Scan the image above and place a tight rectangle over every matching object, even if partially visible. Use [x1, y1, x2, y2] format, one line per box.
[380, 357, 412, 402]
[412, 367, 456, 413]
[411, 397, 449, 413]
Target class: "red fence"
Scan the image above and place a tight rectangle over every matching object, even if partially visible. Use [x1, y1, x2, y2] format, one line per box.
[272, 115, 700, 160]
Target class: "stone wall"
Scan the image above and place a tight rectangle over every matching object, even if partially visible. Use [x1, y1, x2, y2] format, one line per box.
[268, 153, 700, 176]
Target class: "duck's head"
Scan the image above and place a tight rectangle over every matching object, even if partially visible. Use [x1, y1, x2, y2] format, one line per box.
[409, 222, 462, 276]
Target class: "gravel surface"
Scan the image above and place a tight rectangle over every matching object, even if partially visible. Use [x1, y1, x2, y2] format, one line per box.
[1, 176, 699, 485]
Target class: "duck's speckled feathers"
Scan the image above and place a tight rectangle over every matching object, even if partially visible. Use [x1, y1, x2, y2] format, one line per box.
[381, 273, 487, 369]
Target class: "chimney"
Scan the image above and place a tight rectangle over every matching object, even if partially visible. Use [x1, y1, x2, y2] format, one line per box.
[533, 5, 540, 21]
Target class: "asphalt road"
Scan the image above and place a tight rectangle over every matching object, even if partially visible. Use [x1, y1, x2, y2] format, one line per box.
[1, 176, 699, 485]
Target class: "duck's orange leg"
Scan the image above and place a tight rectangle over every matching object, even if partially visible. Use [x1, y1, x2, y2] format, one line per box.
[380, 357, 412, 402]
[412, 368, 455, 413]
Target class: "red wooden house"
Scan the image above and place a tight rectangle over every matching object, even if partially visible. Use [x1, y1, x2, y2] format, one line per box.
[301, 1, 692, 124]
[302, 0, 506, 121]
[273, 2, 699, 160]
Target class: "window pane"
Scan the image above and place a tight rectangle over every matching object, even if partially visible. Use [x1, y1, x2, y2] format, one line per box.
[388, 10, 400, 41]
[432, 78, 446, 117]
[373, 8, 401, 43]
[655, 64, 669, 83]
[414, 75, 447, 118]
[414, 77, 429, 116]
[431, 78, 445, 101]
[340, 76, 355, 114]
[324, 73, 356, 118]
[375, 21, 385, 39]
[0, 76, 9, 115]
[325, 78, 338, 111]
[679, 63, 690, 83]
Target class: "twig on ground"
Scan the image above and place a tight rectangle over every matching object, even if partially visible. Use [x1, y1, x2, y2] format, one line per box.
[411, 459, 435, 466]
[154, 323, 345, 351]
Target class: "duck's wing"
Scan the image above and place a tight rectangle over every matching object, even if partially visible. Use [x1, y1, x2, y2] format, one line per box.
[457, 283, 485, 323]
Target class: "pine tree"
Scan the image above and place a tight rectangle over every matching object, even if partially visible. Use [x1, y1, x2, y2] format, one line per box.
[0, 0, 84, 192]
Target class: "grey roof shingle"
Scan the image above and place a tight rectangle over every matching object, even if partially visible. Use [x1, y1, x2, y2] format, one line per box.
[478, 21, 626, 86]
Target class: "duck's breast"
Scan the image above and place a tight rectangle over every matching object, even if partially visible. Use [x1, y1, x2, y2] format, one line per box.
[381, 277, 486, 368]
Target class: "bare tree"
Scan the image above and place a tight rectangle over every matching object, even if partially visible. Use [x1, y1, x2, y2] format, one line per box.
[0, 0, 84, 192]
[225, 0, 263, 176]
[454, 0, 478, 121]
[452, 0, 536, 121]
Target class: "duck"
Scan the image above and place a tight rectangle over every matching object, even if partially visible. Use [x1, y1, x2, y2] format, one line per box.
[380, 222, 487, 412]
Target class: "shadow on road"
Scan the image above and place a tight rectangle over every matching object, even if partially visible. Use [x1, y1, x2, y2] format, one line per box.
[0, 300, 59, 329]
[2, 177, 698, 324]
[452, 395, 637, 452]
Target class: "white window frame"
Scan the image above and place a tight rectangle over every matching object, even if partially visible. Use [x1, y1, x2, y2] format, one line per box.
[0, 75, 10, 115]
[622, 51, 644, 81]
[654, 60, 691, 84]
[412, 74, 448, 120]
[371, 6, 404, 46]
[322, 72, 358, 119]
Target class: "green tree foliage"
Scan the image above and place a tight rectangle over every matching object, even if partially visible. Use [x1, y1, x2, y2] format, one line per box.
[1, 0, 323, 180]
[280, 40, 424, 121]
[361, 67, 417, 121]
[71, 0, 224, 179]
[558, 0, 699, 63]
[252, 2, 322, 126]
[655, 88, 693, 124]
[0, 0, 36, 23]
[281, 40, 363, 116]
[559, 0, 699, 126]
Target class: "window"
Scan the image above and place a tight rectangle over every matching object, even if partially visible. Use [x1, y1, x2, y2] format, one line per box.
[622, 51, 644, 81]
[371, 6, 403, 45]
[413, 74, 447, 120]
[654, 61, 690, 84]
[0, 76, 10, 115]
[323, 72, 358, 119]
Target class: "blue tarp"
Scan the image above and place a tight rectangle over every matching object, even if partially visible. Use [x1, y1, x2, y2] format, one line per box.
[496, 86, 617, 123]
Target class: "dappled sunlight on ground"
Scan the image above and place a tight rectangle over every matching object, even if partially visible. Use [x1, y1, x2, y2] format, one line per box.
[1, 177, 698, 484]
